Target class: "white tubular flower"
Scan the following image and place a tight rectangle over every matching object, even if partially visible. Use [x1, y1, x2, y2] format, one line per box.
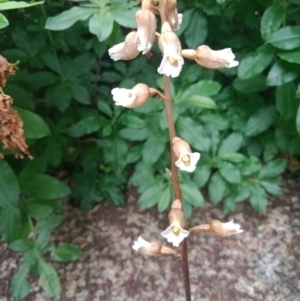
[111, 83, 151, 108]
[210, 220, 243, 237]
[157, 22, 184, 78]
[182, 45, 239, 69]
[135, 8, 156, 54]
[161, 200, 189, 247]
[172, 137, 200, 172]
[108, 31, 140, 61]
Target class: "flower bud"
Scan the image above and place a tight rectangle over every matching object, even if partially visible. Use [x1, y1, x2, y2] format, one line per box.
[164, 0, 182, 30]
[157, 22, 184, 78]
[135, 8, 156, 54]
[172, 137, 200, 172]
[111, 83, 151, 108]
[108, 31, 140, 61]
[210, 220, 243, 237]
[182, 45, 239, 69]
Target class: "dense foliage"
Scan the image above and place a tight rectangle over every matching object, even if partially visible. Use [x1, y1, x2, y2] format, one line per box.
[0, 0, 299, 299]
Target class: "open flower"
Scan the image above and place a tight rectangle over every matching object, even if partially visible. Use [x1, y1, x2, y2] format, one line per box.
[108, 31, 140, 61]
[182, 45, 239, 69]
[135, 8, 156, 54]
[161, 200, 189, 247]
[111, 83, 152, 108]
[172, 137, 200, 172]
[157, 22, 184, 78]
[210, 220, 243, 237]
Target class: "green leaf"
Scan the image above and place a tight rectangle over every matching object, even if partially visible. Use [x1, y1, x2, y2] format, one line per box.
[20, 174, 71, 200]
[0, 207, 22, 243]
[111, 133, 128, 173]
[266, 61, 299, 86]
[233, 74, 266, 94]
[11, 262, 31, 301]
[142, 132, 166, 165]
[238, 45, 274, 79]
[25, 199, 53, 219]
[277, 48, 300, 64]
[219, 161, 241, 184]
[267, 26, 300, 50]
[36, 215, 63, 232]
[250, 184, 268, 213]
[261, 3, 285, 41]
[233, 182, 251, 202]
[14, 107, 50, 139]
[19, 157, 47, 180]
[119, 115, 146, 129]
[110, 7, 138, 28]
[181, 182, 205, 207]
[0, 160, 19, 207]
[193, 164, 211, 188]
[45, 6, 98, 30]
[9, 239, 33, 252]
[182, 95, 217, 109]
[177, 117, 211, 152]
[138, 183, 165, 209]
[208, 171, 227, 204]
[0, 13, 8, 29]
[240, 157, 261, 176]
[0, 1, 43, 10]
[297, 105, 300, 136]
[89, 11, 114, 41]
[184, 10, 207, 49]
[260, 179, 282, 195]
[275, 83, 299, 120]
[180, 80, 221, 97]
[220, 153, 246, 163]
[71, 84, 91, 105]
[218, 132, 244, 156]
[52, 243, 81, 262]
[244, 106, 277, 136]
[199, 114, 229, 131]
[182, 200, 192, 219]
[38, 259, 61, 297]
[259, 159, 287, 178]
[97, 101, 112, 117]
[157, 184, 172, 212]
[223, 197, 236, 214]
[119, 127, 149, 141]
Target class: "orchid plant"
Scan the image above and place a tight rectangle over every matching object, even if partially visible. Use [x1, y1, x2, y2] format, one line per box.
[109, 1, 242, 300]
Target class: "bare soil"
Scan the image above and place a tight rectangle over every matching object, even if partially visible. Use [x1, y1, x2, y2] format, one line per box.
[0, 174, 300, 301]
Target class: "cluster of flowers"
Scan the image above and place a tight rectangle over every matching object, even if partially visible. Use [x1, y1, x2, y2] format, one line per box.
[108, 0, 242, 256]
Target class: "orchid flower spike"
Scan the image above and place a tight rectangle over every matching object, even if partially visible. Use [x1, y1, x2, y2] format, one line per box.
[161, 200, 189, 247]
[182, 45, 239, 69]
[172, 137, 200, 172]
[135, 8, 156, 54]
[157, 22, 184, 78]
[108, 31, 140, 61]
[210, 220, 243, 237]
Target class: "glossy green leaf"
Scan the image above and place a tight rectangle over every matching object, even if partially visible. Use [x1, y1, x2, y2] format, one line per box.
[259, 159, 287, 179]
[277, 48, 300, 64]
[184, 9, 207, 49]
[275, 83, 299, 120]
[244, 106, 277, 136]
[266, 61, 299, 86]
[250, 184, 268, 213]
[89, 11, 114, 41]
[157, 184, 172, 212]
[177, 117, 211, 152]
[142, 132, 166, 165]
[238, 45, 274, 79]
[52, 243, 81, 262]
[181, 80, 221, 98]
[233, 74, 266, 93]
[11, 262, 31, 301]
[36, 215, 63, 231]
[261, 3, 285, 40]
[0, 13, 8, 29]
[20, 174, 71, 200]
[182, 95, 217, 109]
[9, 239, 33, 252]
[45, 7, 98, 30]
[267, 26, 300, 50]
[193, 164, 211, 188]
[38, 259, 61, 297]
[218, 132, 244, 155]
[0, 160, 19, 207]
[219, 161, 241, 184]
[181, 182, 205, 207]
[208, 171, 227, 204]
[138, 183, 165, 209]
[220, 153, 246, 163]
[0, 1, 43, 10]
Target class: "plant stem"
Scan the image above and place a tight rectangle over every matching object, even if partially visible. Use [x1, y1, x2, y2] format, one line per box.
[163, 74, 191, 301]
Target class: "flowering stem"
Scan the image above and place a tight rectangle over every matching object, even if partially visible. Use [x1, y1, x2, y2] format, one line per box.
[162, 74, 191, 301]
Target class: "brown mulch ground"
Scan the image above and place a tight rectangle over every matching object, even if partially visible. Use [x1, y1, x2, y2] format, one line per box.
[0, 174, 300, 301]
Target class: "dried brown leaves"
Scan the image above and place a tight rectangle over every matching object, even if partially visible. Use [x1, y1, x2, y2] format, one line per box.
[0, 55, 32, 159]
